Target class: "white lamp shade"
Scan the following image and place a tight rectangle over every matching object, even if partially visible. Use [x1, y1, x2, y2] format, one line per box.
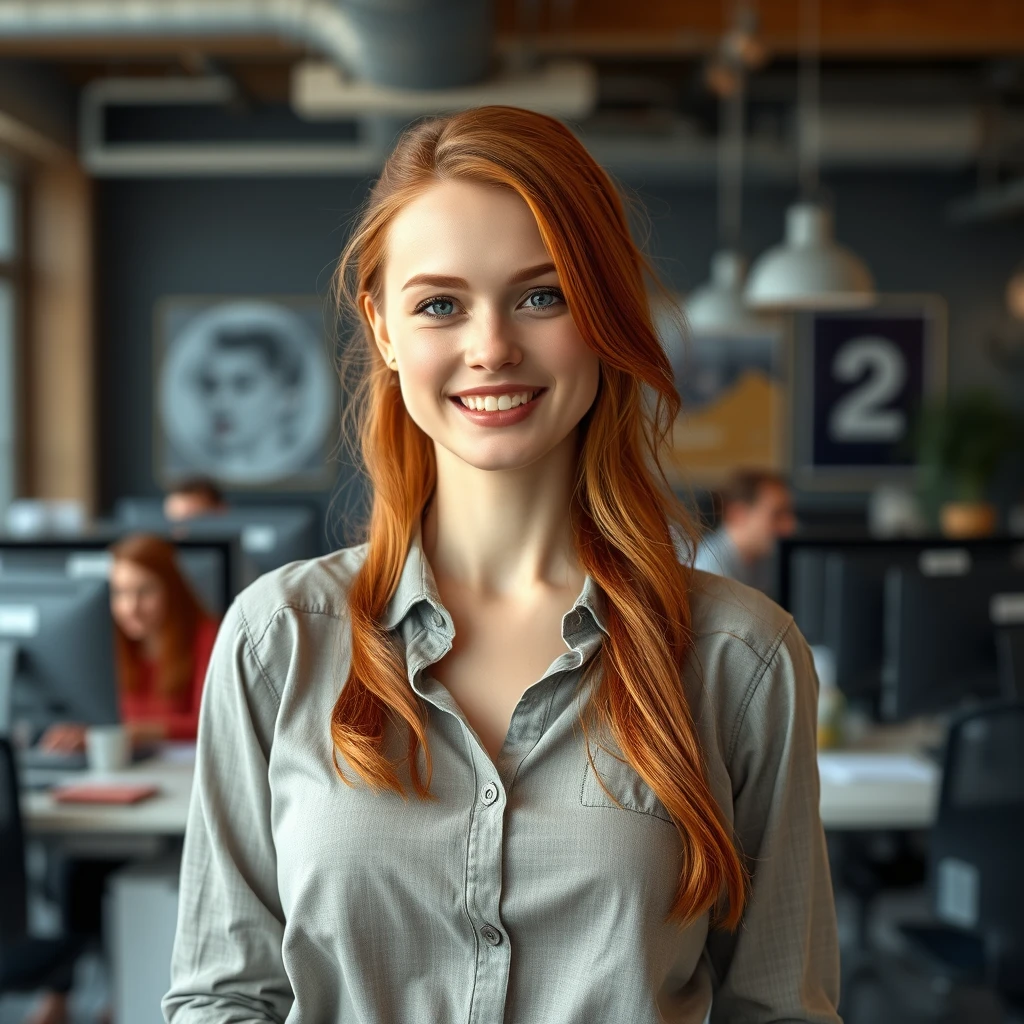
[685, 250, 772, 335]
[744, 201, 876, 310]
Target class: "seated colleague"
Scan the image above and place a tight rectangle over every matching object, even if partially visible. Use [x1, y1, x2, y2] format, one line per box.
[27, 535, 220, 1024]
[694, 468, 796, 595]
[162, 475, 227, 522]
[39, 533, 219, 753]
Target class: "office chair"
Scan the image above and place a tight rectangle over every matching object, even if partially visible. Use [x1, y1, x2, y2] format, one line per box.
[853, 702, 1024, 1024]
[0, 735, 82, 997]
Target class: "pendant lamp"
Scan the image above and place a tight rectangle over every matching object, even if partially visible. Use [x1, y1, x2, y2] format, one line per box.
[686, 6, 772, 335]
[744, 0, 875, 311]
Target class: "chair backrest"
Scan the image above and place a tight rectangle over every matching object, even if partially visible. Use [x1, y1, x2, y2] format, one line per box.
[0, 735, 28, 944]
[930, 701, 1024, 993]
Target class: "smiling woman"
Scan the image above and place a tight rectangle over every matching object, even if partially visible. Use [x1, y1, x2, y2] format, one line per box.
[164, 106, 841, 1024]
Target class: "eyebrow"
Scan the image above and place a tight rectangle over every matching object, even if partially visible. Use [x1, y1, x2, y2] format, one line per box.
[401, 261, 558, 292]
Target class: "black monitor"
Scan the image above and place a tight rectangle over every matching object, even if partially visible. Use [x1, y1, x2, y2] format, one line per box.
[0, 574, 118, 744]
[789, 548, 827, 645]
[881, 564, 1024, 721]
[0, 535, 239, 617]
[114, 501, 320, 581]
[821, 552, 893, 705]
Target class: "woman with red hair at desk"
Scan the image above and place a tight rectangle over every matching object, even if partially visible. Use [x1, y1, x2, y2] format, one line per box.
[28, 534, 218, 1024]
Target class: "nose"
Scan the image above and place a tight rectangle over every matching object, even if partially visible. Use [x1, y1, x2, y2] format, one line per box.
[463, 308, 522, 371]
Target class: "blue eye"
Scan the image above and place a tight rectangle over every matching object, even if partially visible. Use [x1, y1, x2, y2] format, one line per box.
[523, 288, 562, 310]
[416, 296, 458, 319]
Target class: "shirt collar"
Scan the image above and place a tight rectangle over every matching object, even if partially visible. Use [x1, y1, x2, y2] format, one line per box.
[381, 518, 610, 644]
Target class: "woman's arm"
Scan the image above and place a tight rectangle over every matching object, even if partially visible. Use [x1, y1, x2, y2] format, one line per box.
[705, 620, 842, 1024]
[162, 601, 293, 1024]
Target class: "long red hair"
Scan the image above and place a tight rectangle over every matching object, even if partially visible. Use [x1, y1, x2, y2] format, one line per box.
[330, 106, 745, 929]
[109, 533, 208, 698]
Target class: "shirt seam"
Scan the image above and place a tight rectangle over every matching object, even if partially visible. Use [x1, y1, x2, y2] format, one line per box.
[236, 602, 284, 710]
[725, 617, 794, 764]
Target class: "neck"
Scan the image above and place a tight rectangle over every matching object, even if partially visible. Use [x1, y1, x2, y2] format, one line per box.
[723, 522, 758, 565]
[422, 430, 583, 598]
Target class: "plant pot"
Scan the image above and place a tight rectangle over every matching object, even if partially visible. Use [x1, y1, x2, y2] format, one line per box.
[939, 501, 998, 538]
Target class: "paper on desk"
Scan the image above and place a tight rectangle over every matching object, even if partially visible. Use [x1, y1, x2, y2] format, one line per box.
[158, 742, 197, 765]
[818, 752, 938, 785]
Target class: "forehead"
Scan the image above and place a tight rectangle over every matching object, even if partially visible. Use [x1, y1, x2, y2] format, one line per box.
[111, 559, 160, 587]
[382, 179, 551, 284]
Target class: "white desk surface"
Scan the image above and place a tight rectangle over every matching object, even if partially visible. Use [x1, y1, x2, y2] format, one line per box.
[23, 728, 942, 837]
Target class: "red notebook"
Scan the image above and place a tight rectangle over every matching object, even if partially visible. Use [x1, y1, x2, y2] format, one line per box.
[52, 783, 160, 805]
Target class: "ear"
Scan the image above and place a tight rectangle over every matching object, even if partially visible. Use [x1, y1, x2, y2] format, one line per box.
[361, 291, 393, 366]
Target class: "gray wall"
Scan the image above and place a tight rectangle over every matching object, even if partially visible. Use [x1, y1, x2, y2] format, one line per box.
[97, 169, 1024, 543]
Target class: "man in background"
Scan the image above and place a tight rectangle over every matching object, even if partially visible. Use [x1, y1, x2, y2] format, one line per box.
[694, 468, 797, 597]
[163, 476, 228, 522]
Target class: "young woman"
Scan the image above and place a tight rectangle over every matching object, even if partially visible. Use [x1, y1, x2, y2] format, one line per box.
[164, 106, 841, 1024]
[40, 532, 219, 754]
[29, 534, 218, 1024]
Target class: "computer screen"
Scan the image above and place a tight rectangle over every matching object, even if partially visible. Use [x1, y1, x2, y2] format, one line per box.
[0, 574, 118, 743]
[881, 563, 1024, 721]
[113, 500, 320, 581]
[0, 535, 239, 617]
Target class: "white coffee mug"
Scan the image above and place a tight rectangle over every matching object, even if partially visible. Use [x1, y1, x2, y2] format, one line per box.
[86, 725, 130, 773]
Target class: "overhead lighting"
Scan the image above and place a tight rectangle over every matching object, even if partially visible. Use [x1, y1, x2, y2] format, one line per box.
[687, 250, 773, 333]
[745, 201, 875, 310]
[689, 6, 773, 335]
[744, 0, 875, 311]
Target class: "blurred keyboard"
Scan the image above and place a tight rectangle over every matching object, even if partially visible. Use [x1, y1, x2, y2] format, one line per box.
[18, 747, 87, 772]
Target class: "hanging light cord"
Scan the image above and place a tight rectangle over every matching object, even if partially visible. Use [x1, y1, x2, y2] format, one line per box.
[718, 0, 747, 250]
[797, 0, 821, 199]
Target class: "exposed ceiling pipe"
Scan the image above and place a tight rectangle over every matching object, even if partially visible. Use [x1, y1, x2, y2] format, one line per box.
[0, 0, 494, 89]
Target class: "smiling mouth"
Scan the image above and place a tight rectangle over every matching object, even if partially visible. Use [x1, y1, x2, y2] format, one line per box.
[450, 389, 543, 412]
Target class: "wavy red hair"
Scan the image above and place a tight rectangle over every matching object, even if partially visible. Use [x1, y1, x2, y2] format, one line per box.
[109, 533, 209, 698]
[330, 106, 745, 929]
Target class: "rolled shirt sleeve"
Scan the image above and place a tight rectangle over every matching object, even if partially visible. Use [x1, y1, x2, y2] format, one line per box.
[162, 600, 293, 1024]
[705, 620, 842, 1024]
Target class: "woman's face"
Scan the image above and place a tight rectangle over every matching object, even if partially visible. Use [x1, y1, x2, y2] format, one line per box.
[363, 180, 601, 473]
[110, 558, 168, 642]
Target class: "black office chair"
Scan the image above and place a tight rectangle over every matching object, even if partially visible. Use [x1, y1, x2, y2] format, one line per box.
[0, 735, 82, 998]
[861, 702, 1024, 1023]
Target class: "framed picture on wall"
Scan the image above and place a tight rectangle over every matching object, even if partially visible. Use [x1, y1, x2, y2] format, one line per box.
[658, 303, 790, 489]
[793, 294, 947, 489]
[153, 295, 338, 489]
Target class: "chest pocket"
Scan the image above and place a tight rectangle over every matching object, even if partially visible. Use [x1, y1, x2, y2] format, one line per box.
[580, 742, 674, 824]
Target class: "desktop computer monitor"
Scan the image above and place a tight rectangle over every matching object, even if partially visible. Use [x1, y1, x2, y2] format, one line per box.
[821, 551, 893, 705]
[0, 574, 118, 743]
[0, 536, 238, 617]
[881, 564, 1024, 721]
[789, 548, 827, 646]
[113, 500, 320, 581]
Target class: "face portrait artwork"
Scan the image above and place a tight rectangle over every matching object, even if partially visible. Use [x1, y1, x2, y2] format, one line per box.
[157, 299, 336, 485]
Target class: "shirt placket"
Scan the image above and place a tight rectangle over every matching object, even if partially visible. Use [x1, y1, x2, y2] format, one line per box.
[402, 598, 603, 1024]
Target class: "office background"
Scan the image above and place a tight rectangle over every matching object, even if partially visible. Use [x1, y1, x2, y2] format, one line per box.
[1, 3, 1024, 1023]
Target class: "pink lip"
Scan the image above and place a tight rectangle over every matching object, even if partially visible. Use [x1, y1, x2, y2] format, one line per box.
[449, 389, 544, 427]
[449, 384, 546, 398]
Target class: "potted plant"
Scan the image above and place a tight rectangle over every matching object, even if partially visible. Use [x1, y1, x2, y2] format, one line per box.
[913, 390, 1020, 538]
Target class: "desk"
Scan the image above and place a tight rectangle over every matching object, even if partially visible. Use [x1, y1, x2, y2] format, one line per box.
[22, 746, 940, 836]
[22, 759, 193, 837]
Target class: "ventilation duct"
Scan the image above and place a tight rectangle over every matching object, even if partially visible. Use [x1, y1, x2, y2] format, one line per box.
[0, 0, 494, 90]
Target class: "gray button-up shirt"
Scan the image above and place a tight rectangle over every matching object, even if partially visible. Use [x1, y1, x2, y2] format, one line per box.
[163, 523, 841, 1024]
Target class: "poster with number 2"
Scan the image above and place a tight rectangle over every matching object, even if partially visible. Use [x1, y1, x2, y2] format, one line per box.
[796, 296, 947, 488]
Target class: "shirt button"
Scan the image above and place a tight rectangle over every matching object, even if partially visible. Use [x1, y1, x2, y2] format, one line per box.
[481, 924, 502, 946]
[481, 783, 499, 805]
[432, 611, 445, 628]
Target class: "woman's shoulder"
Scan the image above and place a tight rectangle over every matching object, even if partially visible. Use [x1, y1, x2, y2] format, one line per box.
[687, 568, 795, 662]
[230, 542, 371, 637]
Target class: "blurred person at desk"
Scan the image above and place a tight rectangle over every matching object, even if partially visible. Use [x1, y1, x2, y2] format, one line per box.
[40, 533, 219, 754]
[162, 475, 228, 522]
[694, 468, 797, 596]
[27, 534, 219, 1024]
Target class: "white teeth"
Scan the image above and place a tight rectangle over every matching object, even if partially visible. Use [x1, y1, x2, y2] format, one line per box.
[458, 390, 536, 411]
